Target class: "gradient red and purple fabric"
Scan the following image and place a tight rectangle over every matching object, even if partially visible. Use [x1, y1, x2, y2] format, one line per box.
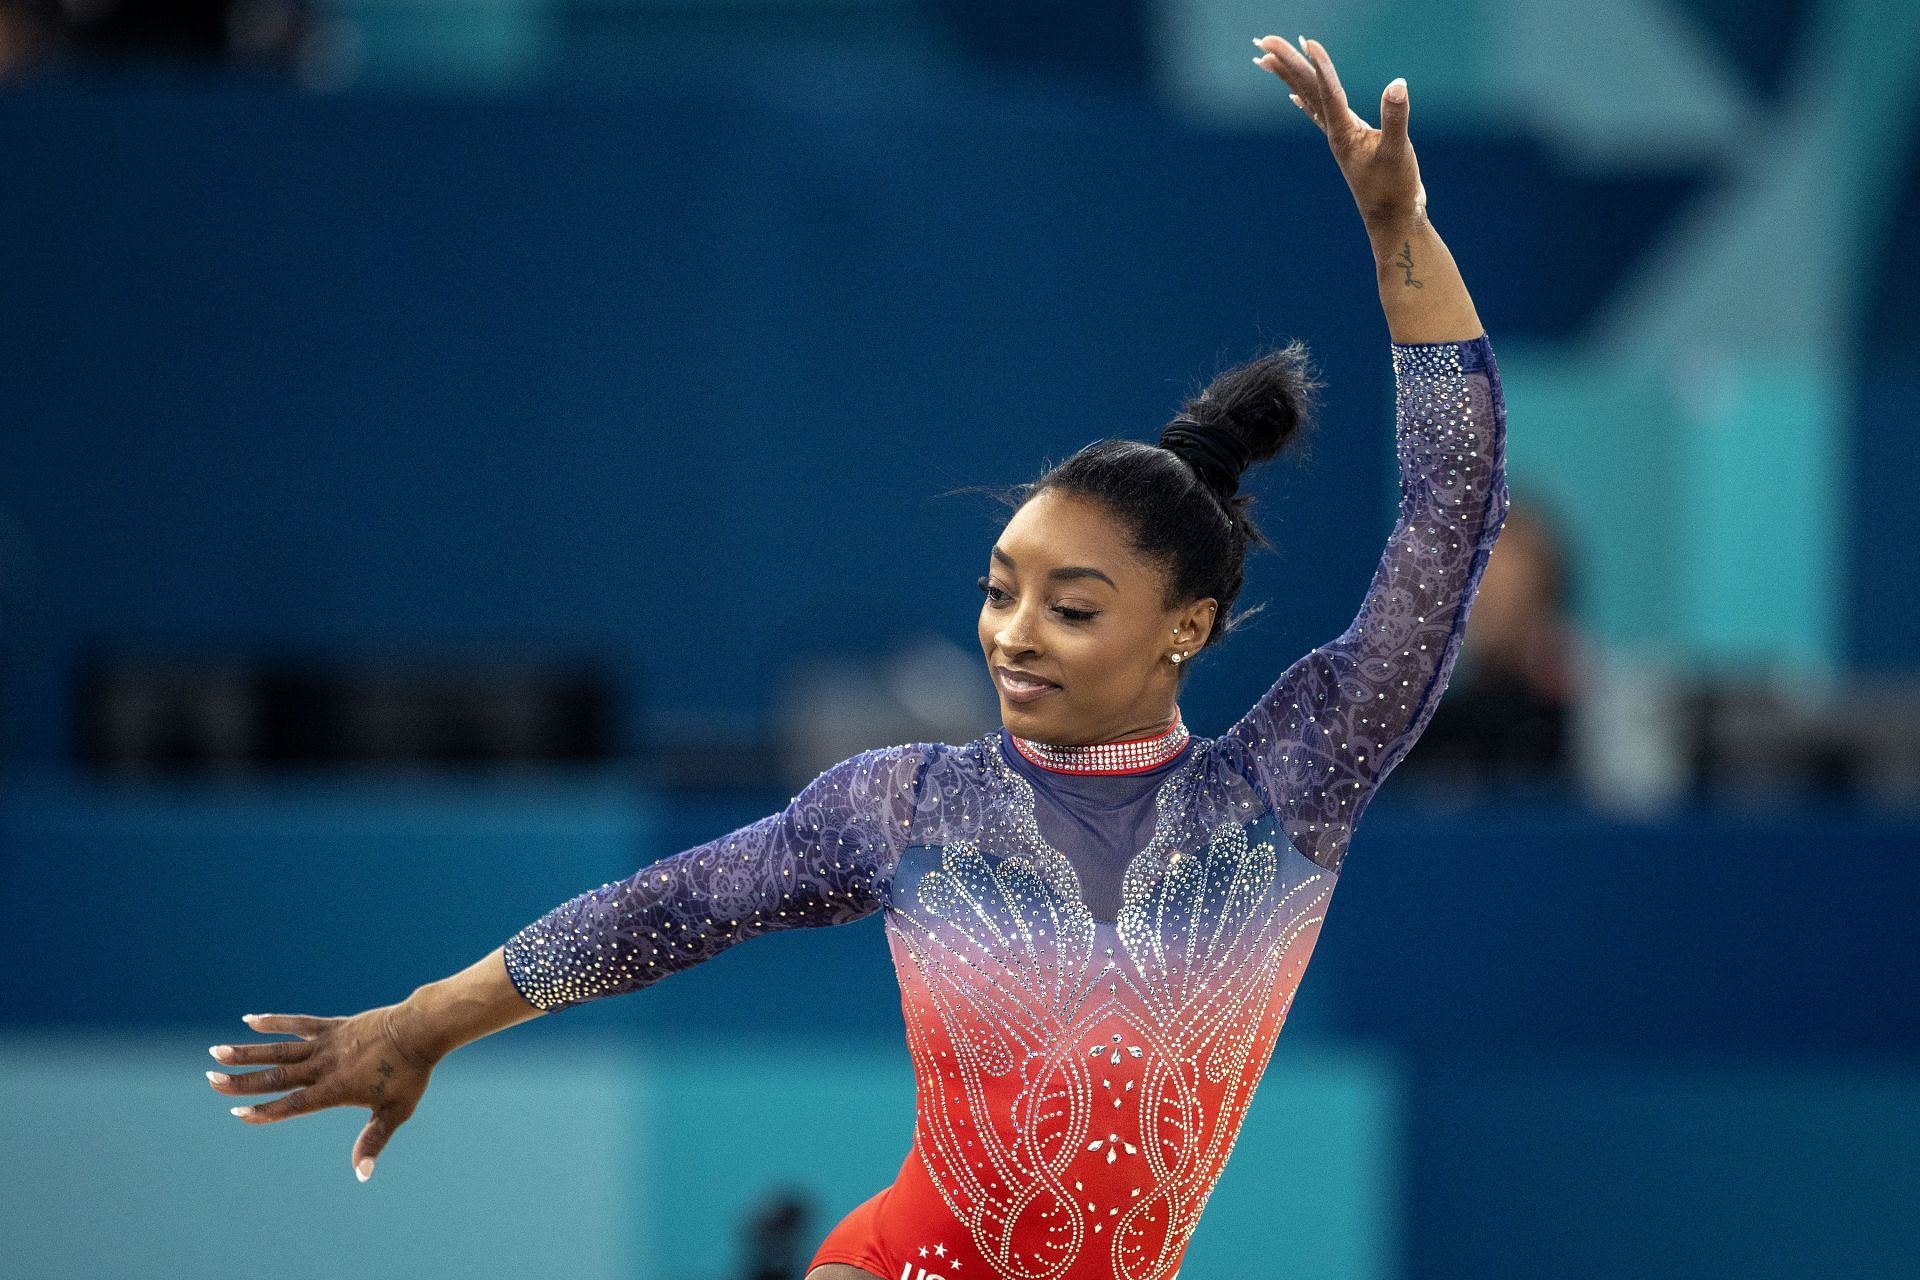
[503, 334, 1508, 1280]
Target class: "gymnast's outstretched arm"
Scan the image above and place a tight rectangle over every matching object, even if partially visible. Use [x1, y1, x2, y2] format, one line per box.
[207, 742, 930, 1182]
[495, 743, 928, 1013]
[1214, 38, 1510, 873]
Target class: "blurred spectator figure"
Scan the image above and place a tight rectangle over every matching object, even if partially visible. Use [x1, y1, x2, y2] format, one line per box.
[74, 0, 326, 72]
[0, 0, 63, 80]
[1398, 492, 1586, 793]
[69, 0, 234, 61]
[0, 0, 338, 82]
[739, 1186, 815, 1280]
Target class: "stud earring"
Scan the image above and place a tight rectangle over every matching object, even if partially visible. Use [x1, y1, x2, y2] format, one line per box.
[1170, 652, 1185, 664]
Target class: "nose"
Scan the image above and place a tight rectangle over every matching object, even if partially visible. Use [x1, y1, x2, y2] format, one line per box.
[995, 605, 1039, 658]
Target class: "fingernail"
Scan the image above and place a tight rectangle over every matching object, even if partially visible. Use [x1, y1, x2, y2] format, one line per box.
[1388, 78, 1407, 101]
[231, 1105, 253, 1118]
[209, 1045, 230, 1060]
[207, 1071, 229, 1084]
[241, 1013, 259, 1022]
[356, 1159, 375, 1182]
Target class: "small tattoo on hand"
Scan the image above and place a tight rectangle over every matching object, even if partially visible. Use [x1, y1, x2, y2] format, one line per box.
[1395, 240, 1424, 288]
[377, 1059, 395, 1078]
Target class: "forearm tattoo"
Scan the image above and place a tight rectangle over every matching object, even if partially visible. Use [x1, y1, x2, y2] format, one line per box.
[1394, 239, 1424, 288]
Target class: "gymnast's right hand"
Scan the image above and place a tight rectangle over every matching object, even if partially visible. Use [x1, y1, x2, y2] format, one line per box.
[206, 1005, 439, 1183]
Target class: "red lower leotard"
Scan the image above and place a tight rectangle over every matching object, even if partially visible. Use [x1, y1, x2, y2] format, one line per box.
[504, 336, 1508, 1280]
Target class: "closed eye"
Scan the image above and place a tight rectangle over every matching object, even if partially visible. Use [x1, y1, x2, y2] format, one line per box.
[977, 575, 1099, 622]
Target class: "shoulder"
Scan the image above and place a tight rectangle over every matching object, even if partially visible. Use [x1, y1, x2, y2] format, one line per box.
[804, 732, 997, 818]
[1190, 729, 1278, 825]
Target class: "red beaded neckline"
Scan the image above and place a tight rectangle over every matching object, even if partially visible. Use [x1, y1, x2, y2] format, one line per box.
[1008, 708, 1191, 775]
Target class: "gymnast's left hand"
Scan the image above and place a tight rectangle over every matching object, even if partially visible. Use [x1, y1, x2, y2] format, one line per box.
[1251, 35, 1426, 227]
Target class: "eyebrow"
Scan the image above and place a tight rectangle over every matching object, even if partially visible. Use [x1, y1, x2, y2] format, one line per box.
[991, 546, 1118, 590]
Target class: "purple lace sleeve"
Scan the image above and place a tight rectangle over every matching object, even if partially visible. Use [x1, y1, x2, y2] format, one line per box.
[1217, 334, 1509, 874]
[501, 743, 931, 1012]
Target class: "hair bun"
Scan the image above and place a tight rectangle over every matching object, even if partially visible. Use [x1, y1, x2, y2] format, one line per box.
[1159, 337, 1321, 501]
[1159, 419, 1251, 500]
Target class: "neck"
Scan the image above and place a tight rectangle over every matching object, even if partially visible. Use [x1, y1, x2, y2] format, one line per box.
[1009, 706, 1190, 775]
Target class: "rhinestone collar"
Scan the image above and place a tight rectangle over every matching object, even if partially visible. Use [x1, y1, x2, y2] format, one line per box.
[1008, 707, 1191, 775]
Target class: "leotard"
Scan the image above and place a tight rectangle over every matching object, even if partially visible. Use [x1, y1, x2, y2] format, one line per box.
[502, 334, 1508, 1280]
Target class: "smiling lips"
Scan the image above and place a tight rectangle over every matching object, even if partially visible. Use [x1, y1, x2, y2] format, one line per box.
[996, 666, 1060, 703]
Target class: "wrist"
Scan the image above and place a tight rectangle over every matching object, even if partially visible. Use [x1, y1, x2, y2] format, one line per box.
[393, 947, 548, 1062]
[1362, 202, 1429, 248]
[389, 983, 458, 1064]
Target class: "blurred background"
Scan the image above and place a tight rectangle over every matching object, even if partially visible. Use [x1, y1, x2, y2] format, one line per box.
[3, 0, 1918, 1276]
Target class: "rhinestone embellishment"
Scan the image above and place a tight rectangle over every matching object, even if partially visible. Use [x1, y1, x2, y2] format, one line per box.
[1010, 707, 1191, 775]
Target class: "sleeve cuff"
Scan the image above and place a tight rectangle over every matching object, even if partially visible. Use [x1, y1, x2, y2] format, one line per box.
[1390, 331, 1493, 372]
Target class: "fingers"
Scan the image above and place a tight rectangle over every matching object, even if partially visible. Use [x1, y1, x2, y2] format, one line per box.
[209, 1038, 315, 1067]
[208, 1057, 320, 1096]
[1251, 34, 1314, 88]
[1291, 95, 1332, 135]
[1253, 35, 1359, 138]
[228, 1085, 329, 1123]
[211, 1013, 337, 1122]
[1301, 37, 1351, 121]
[1380, 77, 1410, 147]
[351, 1111, 404, 1183]
[240, 1012, 332, 1040]
[1253, 36, 1332, 135]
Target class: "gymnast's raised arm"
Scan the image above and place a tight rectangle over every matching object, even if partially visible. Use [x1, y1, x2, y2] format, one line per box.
[1214, 38, 1510, 873]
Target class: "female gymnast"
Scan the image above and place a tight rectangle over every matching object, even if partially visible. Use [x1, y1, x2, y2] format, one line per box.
[205, 33, 1506, 1280]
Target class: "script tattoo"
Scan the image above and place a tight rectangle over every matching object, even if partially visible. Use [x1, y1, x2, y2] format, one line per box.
[371, 1057, 395, 1098]
[1395, 239, 1424, 288]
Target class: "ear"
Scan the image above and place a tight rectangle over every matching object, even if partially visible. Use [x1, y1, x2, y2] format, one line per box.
[1175, 598, 1219, 650]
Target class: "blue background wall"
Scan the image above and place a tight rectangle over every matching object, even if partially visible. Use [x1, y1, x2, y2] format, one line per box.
[0, 78, 1710, 765]
[4, 1, 1920, 1276]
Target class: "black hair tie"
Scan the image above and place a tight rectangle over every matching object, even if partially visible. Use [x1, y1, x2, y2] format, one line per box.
[1160, 417, 1251, 503]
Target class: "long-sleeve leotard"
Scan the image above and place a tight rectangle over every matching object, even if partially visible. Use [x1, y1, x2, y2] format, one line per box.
[1214, 333, 1509, 873]
[501, 742, 930, 1011]
[500, 333, 1507, 1280]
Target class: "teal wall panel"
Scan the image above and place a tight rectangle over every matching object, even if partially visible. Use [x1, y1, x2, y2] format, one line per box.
[0, 1034, 641, 1280]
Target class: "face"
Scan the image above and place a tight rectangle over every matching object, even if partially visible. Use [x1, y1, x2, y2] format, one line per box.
[978, 488, 1217, 745]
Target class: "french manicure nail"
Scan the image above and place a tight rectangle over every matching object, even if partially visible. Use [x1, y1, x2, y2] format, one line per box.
[231, 1105, 253, 1117]
[209, 1045, 229, 1059]
[207, 1071, 229, 1084]
[356, 1159, 375, 1182]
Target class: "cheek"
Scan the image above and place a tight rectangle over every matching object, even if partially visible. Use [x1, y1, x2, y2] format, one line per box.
[1061, 627, 1145, 684]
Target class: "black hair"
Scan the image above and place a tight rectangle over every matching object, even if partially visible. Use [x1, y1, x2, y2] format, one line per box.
[953, 338, 1323, 674]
